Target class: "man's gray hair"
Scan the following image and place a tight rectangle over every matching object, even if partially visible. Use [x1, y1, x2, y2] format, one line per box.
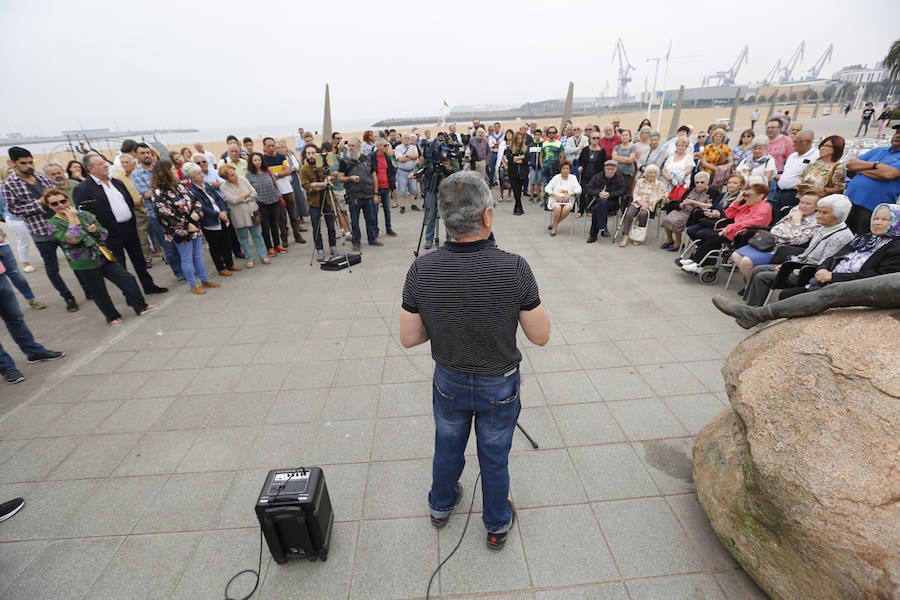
[751, 135, 769, 148]
[817, 194, 852, 221]
[83, 153, 103, 169]
[43, 160, 63, 172]
[438, 171, 492, 239]
[191, 153, 207, 164]
[693, 171, 710, 183]
[649, 130, 661, 138]
[181, 162, 202, 179]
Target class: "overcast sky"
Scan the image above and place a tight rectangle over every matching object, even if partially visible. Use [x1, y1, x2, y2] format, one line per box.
[1, 0, 895, 135]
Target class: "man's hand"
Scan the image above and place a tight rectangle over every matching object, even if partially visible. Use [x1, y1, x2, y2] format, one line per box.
[814, 269, 833, 284]
[599, 191, 610, 199]
[373, 194, 381, 205]
[187, 223, 199, 233]
[352, 175, 360, 183]
[86, 224, 98, 233]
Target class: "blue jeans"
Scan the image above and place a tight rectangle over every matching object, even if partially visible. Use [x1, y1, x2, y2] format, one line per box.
[488, 152, 498, 187]
[309, 204, 336, 251]
[175, 237, 207, 287]
[430, 362, 520, 533]
[349, 197, 377, 245]
[0, 245, 35, 301]
[0, 274, 47, 374]
[147, 215, 184, 279]
[424, 190, 438, 244]
[376, 189, 393, 234]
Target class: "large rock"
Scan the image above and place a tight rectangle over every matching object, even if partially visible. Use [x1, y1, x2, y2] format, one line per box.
[693, 309, 900, 600]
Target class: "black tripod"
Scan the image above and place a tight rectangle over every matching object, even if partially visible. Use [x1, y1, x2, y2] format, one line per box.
[517, 422, 539, 448]
[414, 162, 451, 257]
[306, 163, 351, 271]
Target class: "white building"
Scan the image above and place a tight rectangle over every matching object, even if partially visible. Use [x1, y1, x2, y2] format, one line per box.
[832, 62, 887, 84]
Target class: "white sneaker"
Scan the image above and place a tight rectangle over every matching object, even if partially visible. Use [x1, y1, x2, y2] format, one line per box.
[679, 259, 695, 266]
[682, 263, 701, 273]
[22, 265, 35, 273]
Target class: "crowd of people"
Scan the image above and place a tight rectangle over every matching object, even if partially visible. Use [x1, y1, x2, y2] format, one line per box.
[1, 106, 898, 382]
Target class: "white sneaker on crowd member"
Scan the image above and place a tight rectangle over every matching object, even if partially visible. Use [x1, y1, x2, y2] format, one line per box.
[0, 498, 24, 522]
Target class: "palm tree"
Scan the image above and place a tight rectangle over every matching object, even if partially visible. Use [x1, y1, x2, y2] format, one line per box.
[885, 38, 900, 81]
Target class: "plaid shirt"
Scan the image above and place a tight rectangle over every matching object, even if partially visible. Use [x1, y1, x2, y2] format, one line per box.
[130, 164, 156, 217]
[0, 171, 55, 237]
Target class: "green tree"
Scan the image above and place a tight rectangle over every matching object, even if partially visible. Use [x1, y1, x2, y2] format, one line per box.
[885, 38, 900, 80]
[777, 93, 787, 102]
[757, 94, 767, 103]
[746, 95, 757, 103]
[822, 84, 837, 101]
[802, 89, 819, 101]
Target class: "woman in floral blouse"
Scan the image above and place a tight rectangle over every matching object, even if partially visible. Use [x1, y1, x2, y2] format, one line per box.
[699, 129, 733, 185]
[798, 135, 847, 196]
[151, 160, 220, 295]
[618, 164, 668, 247]
[44, 189, 156, 325]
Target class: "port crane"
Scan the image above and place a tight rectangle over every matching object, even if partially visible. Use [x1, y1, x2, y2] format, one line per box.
[777, 41, 805, 83]
[805, 44, 833, 79]
[612, 38, 636, 105]
[703, 45, 748, 86]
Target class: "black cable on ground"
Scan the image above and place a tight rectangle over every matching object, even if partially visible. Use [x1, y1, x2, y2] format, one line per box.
[224, 529, 263, 600]
[426, 472, 481, 600]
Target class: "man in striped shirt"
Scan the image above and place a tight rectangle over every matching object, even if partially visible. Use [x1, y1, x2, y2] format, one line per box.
[400, 171, 550, 551]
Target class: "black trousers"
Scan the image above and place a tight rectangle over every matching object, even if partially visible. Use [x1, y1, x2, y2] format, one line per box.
[202, 227, 234, 271]
[509, 175, 524, 213]
[690, 230, 726, 264]
[78, 262, 147, 322]
[588, 196, 618, 236]
[107, 220, 157, 292]
[309, 203, 336, 251]
[259, 203, 281, 249]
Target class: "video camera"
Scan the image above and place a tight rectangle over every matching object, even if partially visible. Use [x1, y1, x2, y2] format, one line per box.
[413, 134, 464, 180]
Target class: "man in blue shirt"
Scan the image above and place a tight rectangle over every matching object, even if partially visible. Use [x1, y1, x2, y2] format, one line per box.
[845, 125, 900, 234]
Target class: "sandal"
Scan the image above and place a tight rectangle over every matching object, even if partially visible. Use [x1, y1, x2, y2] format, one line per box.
[619, 240, 628, 247]
[245, 261, 254, 269]
[109, 319, 124, 326]
[261, 258, 271, 265]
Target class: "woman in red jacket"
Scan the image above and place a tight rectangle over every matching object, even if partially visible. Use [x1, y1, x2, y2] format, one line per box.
[680, 182, 772, 272]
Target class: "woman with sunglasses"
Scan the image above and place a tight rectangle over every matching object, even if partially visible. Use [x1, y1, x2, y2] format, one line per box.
[576, 132, 608, 218]
[732, 129, 756, 166]
[797, 135, 847, 196]
[44, 189, 156, 325]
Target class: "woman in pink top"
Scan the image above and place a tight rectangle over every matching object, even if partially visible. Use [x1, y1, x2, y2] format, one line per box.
[680, 182, 773, 271]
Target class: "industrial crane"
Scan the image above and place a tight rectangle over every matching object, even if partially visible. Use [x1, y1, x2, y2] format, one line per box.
[763, 59, 782, 86]
[612, 38, 635, 106]
[806, 44, 833, 79]
[777, 41, 805, 83]
[703, 45, 749, 86]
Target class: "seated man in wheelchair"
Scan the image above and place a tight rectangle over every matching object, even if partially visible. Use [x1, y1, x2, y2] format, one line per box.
[584, 160, 626, 242]
[678, 181, 772, 274]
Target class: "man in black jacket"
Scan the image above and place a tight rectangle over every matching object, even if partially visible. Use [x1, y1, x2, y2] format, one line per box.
[73, 154, 168, 294]
[338, 138, 382, 250]
[585, 160, 626, 242]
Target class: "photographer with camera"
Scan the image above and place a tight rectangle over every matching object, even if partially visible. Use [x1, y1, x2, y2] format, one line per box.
[338, 138, 381, 251]
[299, 145, 337, 262]
[414, 132, 463, 251]
[400, 170, 550, 550]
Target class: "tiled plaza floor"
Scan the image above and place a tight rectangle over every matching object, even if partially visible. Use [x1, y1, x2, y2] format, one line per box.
[0, 190, 769, 599]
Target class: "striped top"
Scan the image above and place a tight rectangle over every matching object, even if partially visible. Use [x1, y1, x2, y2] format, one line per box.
[402, 239, 541, 376]
[245, 171, 281, 205]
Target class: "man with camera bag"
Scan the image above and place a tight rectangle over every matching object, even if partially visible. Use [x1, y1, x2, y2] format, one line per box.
[338, 138, 382, 251]
[400, 171, 550, 551]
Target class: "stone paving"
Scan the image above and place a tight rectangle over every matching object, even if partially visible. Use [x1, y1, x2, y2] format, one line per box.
[0, 179, 779, 599]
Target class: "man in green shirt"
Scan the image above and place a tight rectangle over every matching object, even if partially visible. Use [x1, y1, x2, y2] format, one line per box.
[43, 163, 78, 200]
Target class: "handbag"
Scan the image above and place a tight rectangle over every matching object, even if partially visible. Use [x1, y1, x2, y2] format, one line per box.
[252, 210, 262, 225]
[748, 230, 777, 252]
[629, 219, 648, 242]
[96, 244, 117, 262]
[668, 184, 688, 201]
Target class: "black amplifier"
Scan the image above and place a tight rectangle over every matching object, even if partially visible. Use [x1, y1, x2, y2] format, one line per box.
[255, 467, 334, 563]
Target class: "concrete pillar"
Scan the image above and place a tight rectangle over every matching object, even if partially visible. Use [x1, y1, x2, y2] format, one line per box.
[666, 85, 685, 139]
[793, 94, 802, 122]
[766, 95, 777, 122]
[561, 82, 574, 132]
[728, 88, 742, 132]
[322, 83, 332, 141]
[812, 99, 820, 119]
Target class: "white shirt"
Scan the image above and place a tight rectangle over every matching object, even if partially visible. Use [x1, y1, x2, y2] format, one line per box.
[544, 174, 582, 208]
[91, 175, 132, 223]
[203, 167, 224, 185]
[778, 147, 820, 190]
[394, 143, 419, 172]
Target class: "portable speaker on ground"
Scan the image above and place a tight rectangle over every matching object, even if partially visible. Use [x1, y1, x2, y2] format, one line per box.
[320, 253, 361, 271]
[255, 467, 334, 563]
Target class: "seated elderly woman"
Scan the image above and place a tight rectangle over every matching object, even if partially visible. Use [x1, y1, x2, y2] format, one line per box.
[777, 203, 900, 298]
[731, 187, 824, 286]
[680, 182, 773, 273]
[685, 173, 743, 242]
[544, 160, 581, 236]
[735, 136, 777, 183]
[661, 171, 715, 250]
[618, 164, 667, 247]
[740, 194, 855, 307]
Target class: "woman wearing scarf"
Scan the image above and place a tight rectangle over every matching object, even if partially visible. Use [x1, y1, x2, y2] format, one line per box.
[735, 137, 777, 183]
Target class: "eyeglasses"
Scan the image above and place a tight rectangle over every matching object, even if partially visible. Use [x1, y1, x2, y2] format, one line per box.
[742, 133, 753, 137]
[197, 160, 207, 163]
[820, 143, 833, 147]
[48, 198, 68, 207]
[697, 134, 708, 138]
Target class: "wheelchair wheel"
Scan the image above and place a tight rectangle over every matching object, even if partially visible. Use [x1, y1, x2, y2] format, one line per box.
[699, 269, 718, 285]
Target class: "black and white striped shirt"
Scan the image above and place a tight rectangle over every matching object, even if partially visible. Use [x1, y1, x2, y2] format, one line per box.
[402, 239, 541, 376]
